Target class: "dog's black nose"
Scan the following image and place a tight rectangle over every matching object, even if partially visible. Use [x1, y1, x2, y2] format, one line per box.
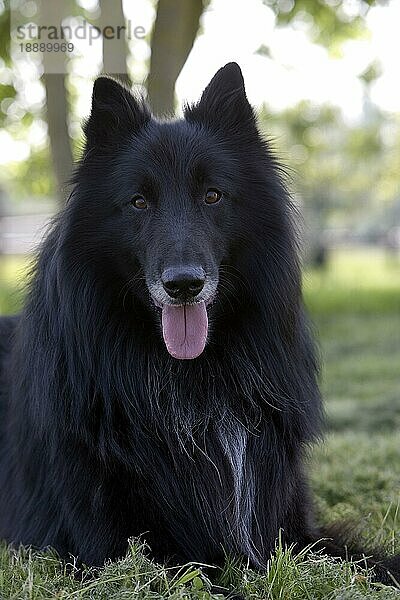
[162, 266, 205, 299]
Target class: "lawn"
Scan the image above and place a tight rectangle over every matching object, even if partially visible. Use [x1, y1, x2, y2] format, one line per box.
[0, 249, 399, 599]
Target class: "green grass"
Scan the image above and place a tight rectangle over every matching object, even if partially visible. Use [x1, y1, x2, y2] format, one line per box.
[0, 249, 399, 599]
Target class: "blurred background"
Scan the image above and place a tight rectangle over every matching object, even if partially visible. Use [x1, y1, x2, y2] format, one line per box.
[1, 0, 400, 263]
[0, 0, 399, 542]
[1, 0, 400, 275]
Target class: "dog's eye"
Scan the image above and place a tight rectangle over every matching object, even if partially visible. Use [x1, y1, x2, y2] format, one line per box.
[205, 189, 222, 205]
[131, 194, 148, 209]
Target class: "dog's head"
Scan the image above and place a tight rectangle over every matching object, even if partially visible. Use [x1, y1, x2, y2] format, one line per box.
[73, 63, 294, 360]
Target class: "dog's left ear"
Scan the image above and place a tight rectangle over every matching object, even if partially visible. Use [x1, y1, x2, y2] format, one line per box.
[185, 62, 256, 133]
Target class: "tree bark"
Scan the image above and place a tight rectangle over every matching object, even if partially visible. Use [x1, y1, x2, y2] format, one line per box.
[99, 0, 130, 86]
[43, 74, 74, 204]
[40, 0, 73, 205]
[147, 0, 204, 116]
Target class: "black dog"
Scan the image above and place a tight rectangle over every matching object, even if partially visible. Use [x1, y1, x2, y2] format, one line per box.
[0, 63, 398, 586]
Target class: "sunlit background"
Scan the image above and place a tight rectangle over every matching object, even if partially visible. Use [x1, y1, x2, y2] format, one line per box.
[0, 2, 399, 302]
[1, 0, 400, 258]
[0, 0, 399, 591]
[1, 0, 399, 359]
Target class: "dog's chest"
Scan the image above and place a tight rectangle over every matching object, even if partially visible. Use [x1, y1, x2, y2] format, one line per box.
[216, 422, 249, 515]
[196, 420, 259, 562]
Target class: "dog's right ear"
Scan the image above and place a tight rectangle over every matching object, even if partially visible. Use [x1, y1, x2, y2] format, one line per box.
[185, 63, 256, 134]
[84, 77, 150, 147]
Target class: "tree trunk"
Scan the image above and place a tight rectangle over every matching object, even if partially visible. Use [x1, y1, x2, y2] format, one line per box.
[40, 0, 74, 205]
[147, 0, 204, 116]
[43, 74, 74, 204]
[99, 0, 130, 86]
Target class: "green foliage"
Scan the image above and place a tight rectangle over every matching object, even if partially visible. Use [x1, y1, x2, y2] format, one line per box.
[263, 0, 375, 50]
[1, 0, 399, 218]
[359, 60, 383, 86]
[1, 147, 55, 199]
[0, 2, 11, 63]
[260, 102, 400, 236]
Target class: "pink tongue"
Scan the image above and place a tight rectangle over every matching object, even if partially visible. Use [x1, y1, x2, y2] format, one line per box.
[162, 302, 208, 360]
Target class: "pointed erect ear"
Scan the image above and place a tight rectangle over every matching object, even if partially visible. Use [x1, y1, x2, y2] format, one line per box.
[185, 62, 256, 133]
[84, 77, 150, 147]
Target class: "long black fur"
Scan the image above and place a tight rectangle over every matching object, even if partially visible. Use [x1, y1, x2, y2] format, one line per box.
[0, 63, 398, 586]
